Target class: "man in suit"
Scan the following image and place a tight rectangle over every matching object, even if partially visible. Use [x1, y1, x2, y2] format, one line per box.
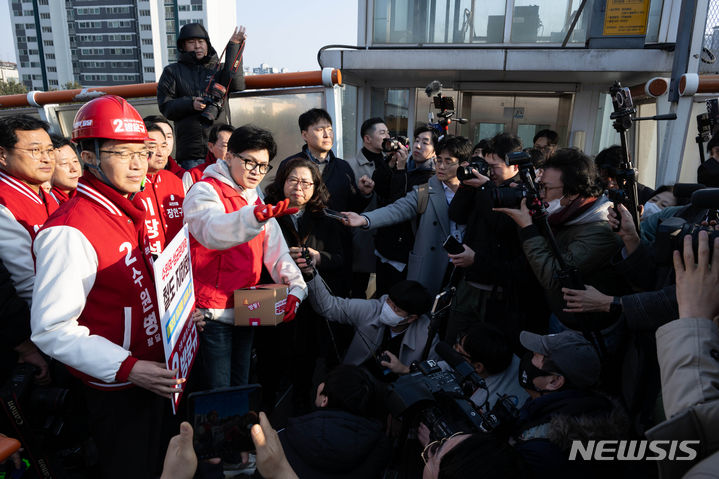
[342, 136, 472, 297]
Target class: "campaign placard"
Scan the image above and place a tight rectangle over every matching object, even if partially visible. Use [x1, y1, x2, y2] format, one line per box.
[153, 224, 197, 413]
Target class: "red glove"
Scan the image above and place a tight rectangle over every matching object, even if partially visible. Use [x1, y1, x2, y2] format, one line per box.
[283, 294, 301, 322]
[254, 198, 299, 222]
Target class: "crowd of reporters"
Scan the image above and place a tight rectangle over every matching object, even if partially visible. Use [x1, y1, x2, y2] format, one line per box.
[1, 46, 719, 478]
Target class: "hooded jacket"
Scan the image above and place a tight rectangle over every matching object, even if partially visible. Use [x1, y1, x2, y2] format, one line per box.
[157, 23, 244, 166]
[182, 160, 306, 324]
[277, 409, 390, 479]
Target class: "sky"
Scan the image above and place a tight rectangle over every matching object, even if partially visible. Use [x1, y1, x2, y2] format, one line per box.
[0, 1, 359, 71]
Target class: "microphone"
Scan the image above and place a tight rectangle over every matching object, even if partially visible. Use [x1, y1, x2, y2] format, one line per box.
[435, 341, 486, 390]
[425, 80, 442, 97]
[691, 187, 719, 209]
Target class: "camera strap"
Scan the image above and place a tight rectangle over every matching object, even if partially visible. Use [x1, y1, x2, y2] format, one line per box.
[203, 37, 246, 103]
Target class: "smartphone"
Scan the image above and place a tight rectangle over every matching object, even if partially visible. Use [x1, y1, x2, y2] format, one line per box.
[442, 235, 464, 255]
[323, 208, 347, 221]
[188, 384, 262, 461]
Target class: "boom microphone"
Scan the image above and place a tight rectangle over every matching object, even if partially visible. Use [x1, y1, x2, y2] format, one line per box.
[435, 341, 486, 391]
[691, 187, 719, 209]
[425, 80, 442, 97]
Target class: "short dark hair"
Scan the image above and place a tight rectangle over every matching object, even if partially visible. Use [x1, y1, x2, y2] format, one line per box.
[389, 280, 432, 316]
[360, 117, 386, 139]
[594, 145, 623, 171]
[473, 139, 490, 153]
[264, 157, 330, 213]
[543, 147, 603, 198]
[298, 108, 332, 132]
[209, 123, 235, 144]
[533, 129, 559, 146]
[438, 433, 523, 479]
[227, 125, 277, 161]
[320, 365, 382, 418]
[49, 133, 79, 157]
[143, 114, 172, 131]
[144, 122, 166, 137]
[0, 115, 50, 149]
[486, 132, 522, 160]
[460, 323, 513, 375]
[436, 136, 473, 164]
[524, 147, 545, 169]
[414, 124, 439, 150]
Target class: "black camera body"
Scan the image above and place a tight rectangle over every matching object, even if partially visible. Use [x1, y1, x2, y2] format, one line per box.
[382, 136, 409, 154]
[697, 98, 719, 142]
[456, 156, 490, 181]
[386, 359, 518, 441]
[655, 217, 719, 265]
[200, 80, 228, 124]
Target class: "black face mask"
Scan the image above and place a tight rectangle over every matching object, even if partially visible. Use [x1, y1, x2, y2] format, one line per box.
[518, 352, 553, 393]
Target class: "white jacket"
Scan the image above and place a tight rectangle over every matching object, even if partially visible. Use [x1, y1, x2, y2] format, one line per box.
[182, 160, 307, 324]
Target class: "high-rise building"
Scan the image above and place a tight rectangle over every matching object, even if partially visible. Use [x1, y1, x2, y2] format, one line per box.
[9, 0, 237, 90]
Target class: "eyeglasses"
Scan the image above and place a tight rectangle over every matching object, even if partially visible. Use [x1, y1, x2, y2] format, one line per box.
[13, 146, 55, 159]
[434, 157, 458, 167]
[286, 177, 314, 190]
[100, 149, 154, 162]
[231, 153, 272, 175]
[421, 431, 465, 464]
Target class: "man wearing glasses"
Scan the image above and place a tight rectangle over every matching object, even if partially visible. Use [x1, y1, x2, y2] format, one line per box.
[183, 124, 307, 390]
[342, 136, 472, 297]
[31, 96, 180, 478]
[0, 115, 57, 387]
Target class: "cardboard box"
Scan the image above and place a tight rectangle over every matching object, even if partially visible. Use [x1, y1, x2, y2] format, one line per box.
[234, 284, 288, 326]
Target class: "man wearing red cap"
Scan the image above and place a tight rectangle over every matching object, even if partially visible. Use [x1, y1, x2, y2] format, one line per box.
[31, 96, 178, 478]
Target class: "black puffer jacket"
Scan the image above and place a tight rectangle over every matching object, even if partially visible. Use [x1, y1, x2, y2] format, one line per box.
[274, 409, 391, 479]
[157, 24, 244, 166]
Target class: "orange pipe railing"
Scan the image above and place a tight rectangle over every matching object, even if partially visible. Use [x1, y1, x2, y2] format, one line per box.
[0, 69, 342, 108]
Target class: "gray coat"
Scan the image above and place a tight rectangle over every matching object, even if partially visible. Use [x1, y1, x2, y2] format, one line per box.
[347, 149, 377, 274]
[646, 318, 719, 478]
[363, 175, 450, 297]
[307, 275, 437, 366]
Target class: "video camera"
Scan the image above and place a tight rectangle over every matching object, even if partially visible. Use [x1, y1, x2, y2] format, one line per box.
[387, 342, 519, 442]
[490, 151, 543, 212]
[654, 187, 719, 265]
[696, 98, 719, 164]
[456, 155, 490, 182]
[199, 34, 246, 124]
[382, 136, 409, 154]
[424, 81, 467, 136]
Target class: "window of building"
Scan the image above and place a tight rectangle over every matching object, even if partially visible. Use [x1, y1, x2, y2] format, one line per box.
[139, 9, 151, 16]
[191, 4, 202, 11]
[80, 48, 104, 55]
[107, 20, 133, 28]
[22, 10, 33, 16]
[32, 74, 42, 80]
[40, 13, 50, 19]
[42, 26, 51, 32]
[108, 7, 130, 14]
[25, 23, 35, 29]
[82, 74, 107, 81]
[143, 52, 154, 59]
[141, 24, 152, 31]
[112, 74, 138, 81]
[49, 79, 58, 86]
[47, 66, 56, 72]
[144, 66, 154, 73]
[27, 36, 37, 42]
[28, 49, 38, 54]
[43, 40, 54, 46]
[39, 0, 48, 4]
[47, 53, 55, 59]
[107, 34, 134, 41]
[142, 39, 153, 45]
[178, 5, 189, 11]
[22, 74, 31, 81]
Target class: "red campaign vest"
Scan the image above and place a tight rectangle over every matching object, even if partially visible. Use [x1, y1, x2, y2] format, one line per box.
[190, 177, 265, 309]
[50, 186, 75, 205]
[166, 156, 187, 178]
[135, 170, 185, 255]
[0, 170, 58, 239]
[42, 172, 164, 388]
[188, 151, 217, 185]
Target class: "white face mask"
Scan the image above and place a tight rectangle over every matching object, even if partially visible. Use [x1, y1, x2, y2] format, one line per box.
[379, 301, 406, 327]
[545, 196, 565, 215]
[642, 201, 662, 219]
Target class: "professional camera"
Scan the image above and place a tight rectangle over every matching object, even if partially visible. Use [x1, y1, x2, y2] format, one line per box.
[487, 151, 539, 210]
[0, 363, 83, 477]
[654, 188, 719, 265]
[386, 345, 519, 442]
[456, 155, 490, 182]
[382, 136, 409, 154]
[200, 80, 228, 124]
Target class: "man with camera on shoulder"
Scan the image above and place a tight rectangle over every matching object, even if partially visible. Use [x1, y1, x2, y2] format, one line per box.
[446, 132, 547, 347]
[157, 23, 246, 170]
